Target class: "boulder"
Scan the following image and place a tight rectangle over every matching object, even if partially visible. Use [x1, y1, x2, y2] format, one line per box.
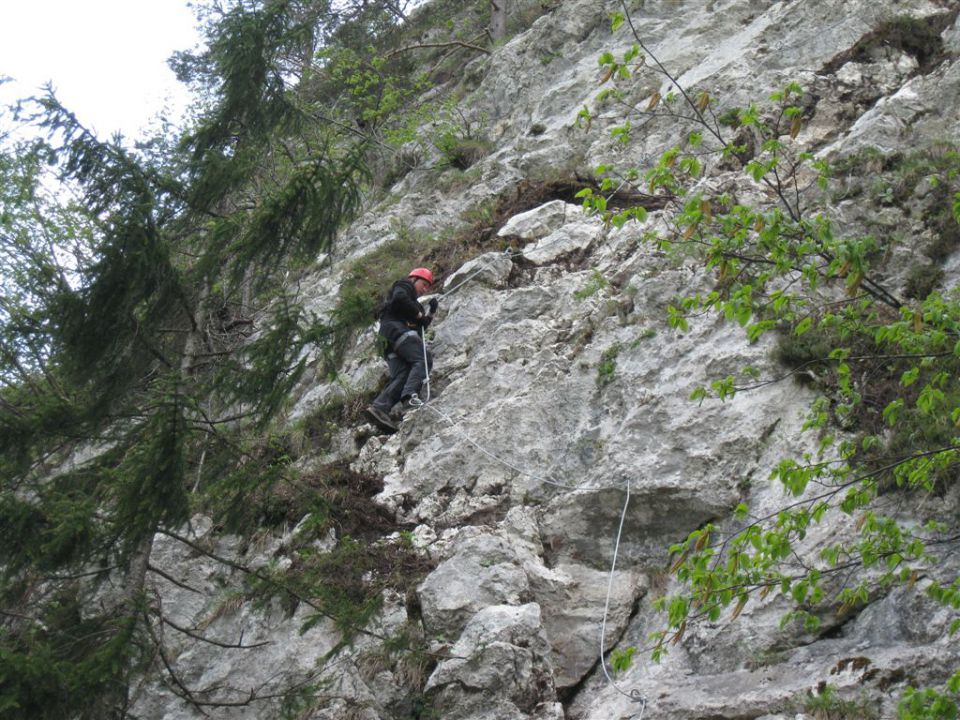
[427, 604, 558, 719]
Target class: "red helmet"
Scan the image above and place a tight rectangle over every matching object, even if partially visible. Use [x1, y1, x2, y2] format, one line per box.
[408, 267, 434, 286]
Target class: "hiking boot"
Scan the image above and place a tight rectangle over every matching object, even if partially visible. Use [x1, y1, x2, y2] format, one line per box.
[365, 405, 398, 433]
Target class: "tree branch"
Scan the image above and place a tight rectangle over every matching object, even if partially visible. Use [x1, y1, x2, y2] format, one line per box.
[142, 610, 212, 718]
[147, 563, 205, 594]
[157, 528, 387, 642]
[385, 40, 490, 59]
[160, 615, 271, 649]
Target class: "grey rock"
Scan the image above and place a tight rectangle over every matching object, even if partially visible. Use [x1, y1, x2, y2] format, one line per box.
[418, 533, 533, 639]
[498, 200, 585, 241]
[427, 603, 557, 718]
[129, 1, 960, 718]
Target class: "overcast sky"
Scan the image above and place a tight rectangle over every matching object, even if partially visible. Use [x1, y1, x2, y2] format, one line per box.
[0, 0, 203, 140]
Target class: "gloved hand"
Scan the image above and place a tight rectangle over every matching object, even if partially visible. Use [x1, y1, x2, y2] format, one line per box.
[428, 297, 439, 314]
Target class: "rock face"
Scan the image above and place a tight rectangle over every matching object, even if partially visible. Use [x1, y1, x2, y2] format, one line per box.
[426, 603, 559, 719]
[134, 1, 960, 718]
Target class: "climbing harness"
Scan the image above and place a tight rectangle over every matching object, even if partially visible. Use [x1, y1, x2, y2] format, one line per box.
[403, 254, 649, 709]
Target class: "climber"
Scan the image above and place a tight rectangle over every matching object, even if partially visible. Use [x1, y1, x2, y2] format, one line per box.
[365, 267, 439, 433]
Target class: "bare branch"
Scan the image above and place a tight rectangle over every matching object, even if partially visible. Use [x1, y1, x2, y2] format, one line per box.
[161, 615, 271, 649]
[157, 528, 387, 642]
[385, 40, 490, 59]
[142, 611, 213, 718]
[147, 563, 205, 595]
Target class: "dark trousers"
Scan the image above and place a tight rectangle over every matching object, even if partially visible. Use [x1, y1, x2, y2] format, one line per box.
[371, 330, 433, 411]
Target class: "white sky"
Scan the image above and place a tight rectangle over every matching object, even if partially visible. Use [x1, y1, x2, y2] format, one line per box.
[0, 0, 203, 141]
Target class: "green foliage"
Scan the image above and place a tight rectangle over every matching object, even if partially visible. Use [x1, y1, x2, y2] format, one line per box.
[574, 269, 609, 301]
[242, 141, 368, 270]
[179, 6, 294, 192]
[0, 0, 386, 713]
[899, 677, 960, 720]
[597, 343, 622, 388]
[802, 684, 879, 720]
[215, 292, 316, 418]
[197, 450, 429, 641]
[610, 646, 636, 673]
[254, 533, 431, 639]
[194, 428, 298, 535]
[109, 388, 191, 555]
[0, 597, 140, 720]
[583, 7, 960, 704]
[430, 98, 491, 170]
[319, 46, 428, 135]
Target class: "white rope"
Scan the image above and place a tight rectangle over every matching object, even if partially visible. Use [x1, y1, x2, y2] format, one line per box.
[404, 250, 647, 708]
[419, 324, 432, 404]
[414, 400, 579, 491]
[433, 247, 517, 302]
[600, 479, 649, 712]
[437, 220, 598, 301]
[438, 263, 496, 299]
[411, 303, 575, 490]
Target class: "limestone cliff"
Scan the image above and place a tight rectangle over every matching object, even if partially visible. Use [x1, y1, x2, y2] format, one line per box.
[132, 1, 960, 718]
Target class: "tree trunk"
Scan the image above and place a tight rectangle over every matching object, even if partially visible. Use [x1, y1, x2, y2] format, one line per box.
[490, 0, 508, 41]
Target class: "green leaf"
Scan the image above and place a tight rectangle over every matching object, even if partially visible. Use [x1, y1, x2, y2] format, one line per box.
[610, 646, 636, 673]
[611, 123, 631, 144]
[746, 160, 767, 182]
[575, 106, 592, 129]
[711, 375, 736, 401]
[901, 367, 921, 387]
[949, 670, 960, 692]
[667, 305, 689, 332]
[680, 155, 702, 176]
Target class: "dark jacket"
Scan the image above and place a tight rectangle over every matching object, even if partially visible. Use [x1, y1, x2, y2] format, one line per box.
[378, 279, 431, 347]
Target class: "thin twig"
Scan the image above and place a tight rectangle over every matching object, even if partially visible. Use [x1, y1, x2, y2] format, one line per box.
[142, 611, 212, 718]
[160, 616, 271, 649]
[147, 563, 205, 594]
[385, 40, 490, 59]
[157, 528, 387, 642]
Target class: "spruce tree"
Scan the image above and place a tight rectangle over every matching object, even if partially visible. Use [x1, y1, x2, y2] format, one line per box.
[0, 1, 391, 715]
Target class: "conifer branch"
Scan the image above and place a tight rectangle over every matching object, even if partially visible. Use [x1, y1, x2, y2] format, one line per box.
[0, 608, 42, 623]
[47, 566, 119, 581]
[142, 610, 213, 718]
[160, 615, 271, 649]
[158, 528, 388, 642]
[147, 563, 204, 594]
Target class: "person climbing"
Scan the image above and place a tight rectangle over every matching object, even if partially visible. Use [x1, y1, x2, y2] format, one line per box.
[366, 267, 439, 433]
